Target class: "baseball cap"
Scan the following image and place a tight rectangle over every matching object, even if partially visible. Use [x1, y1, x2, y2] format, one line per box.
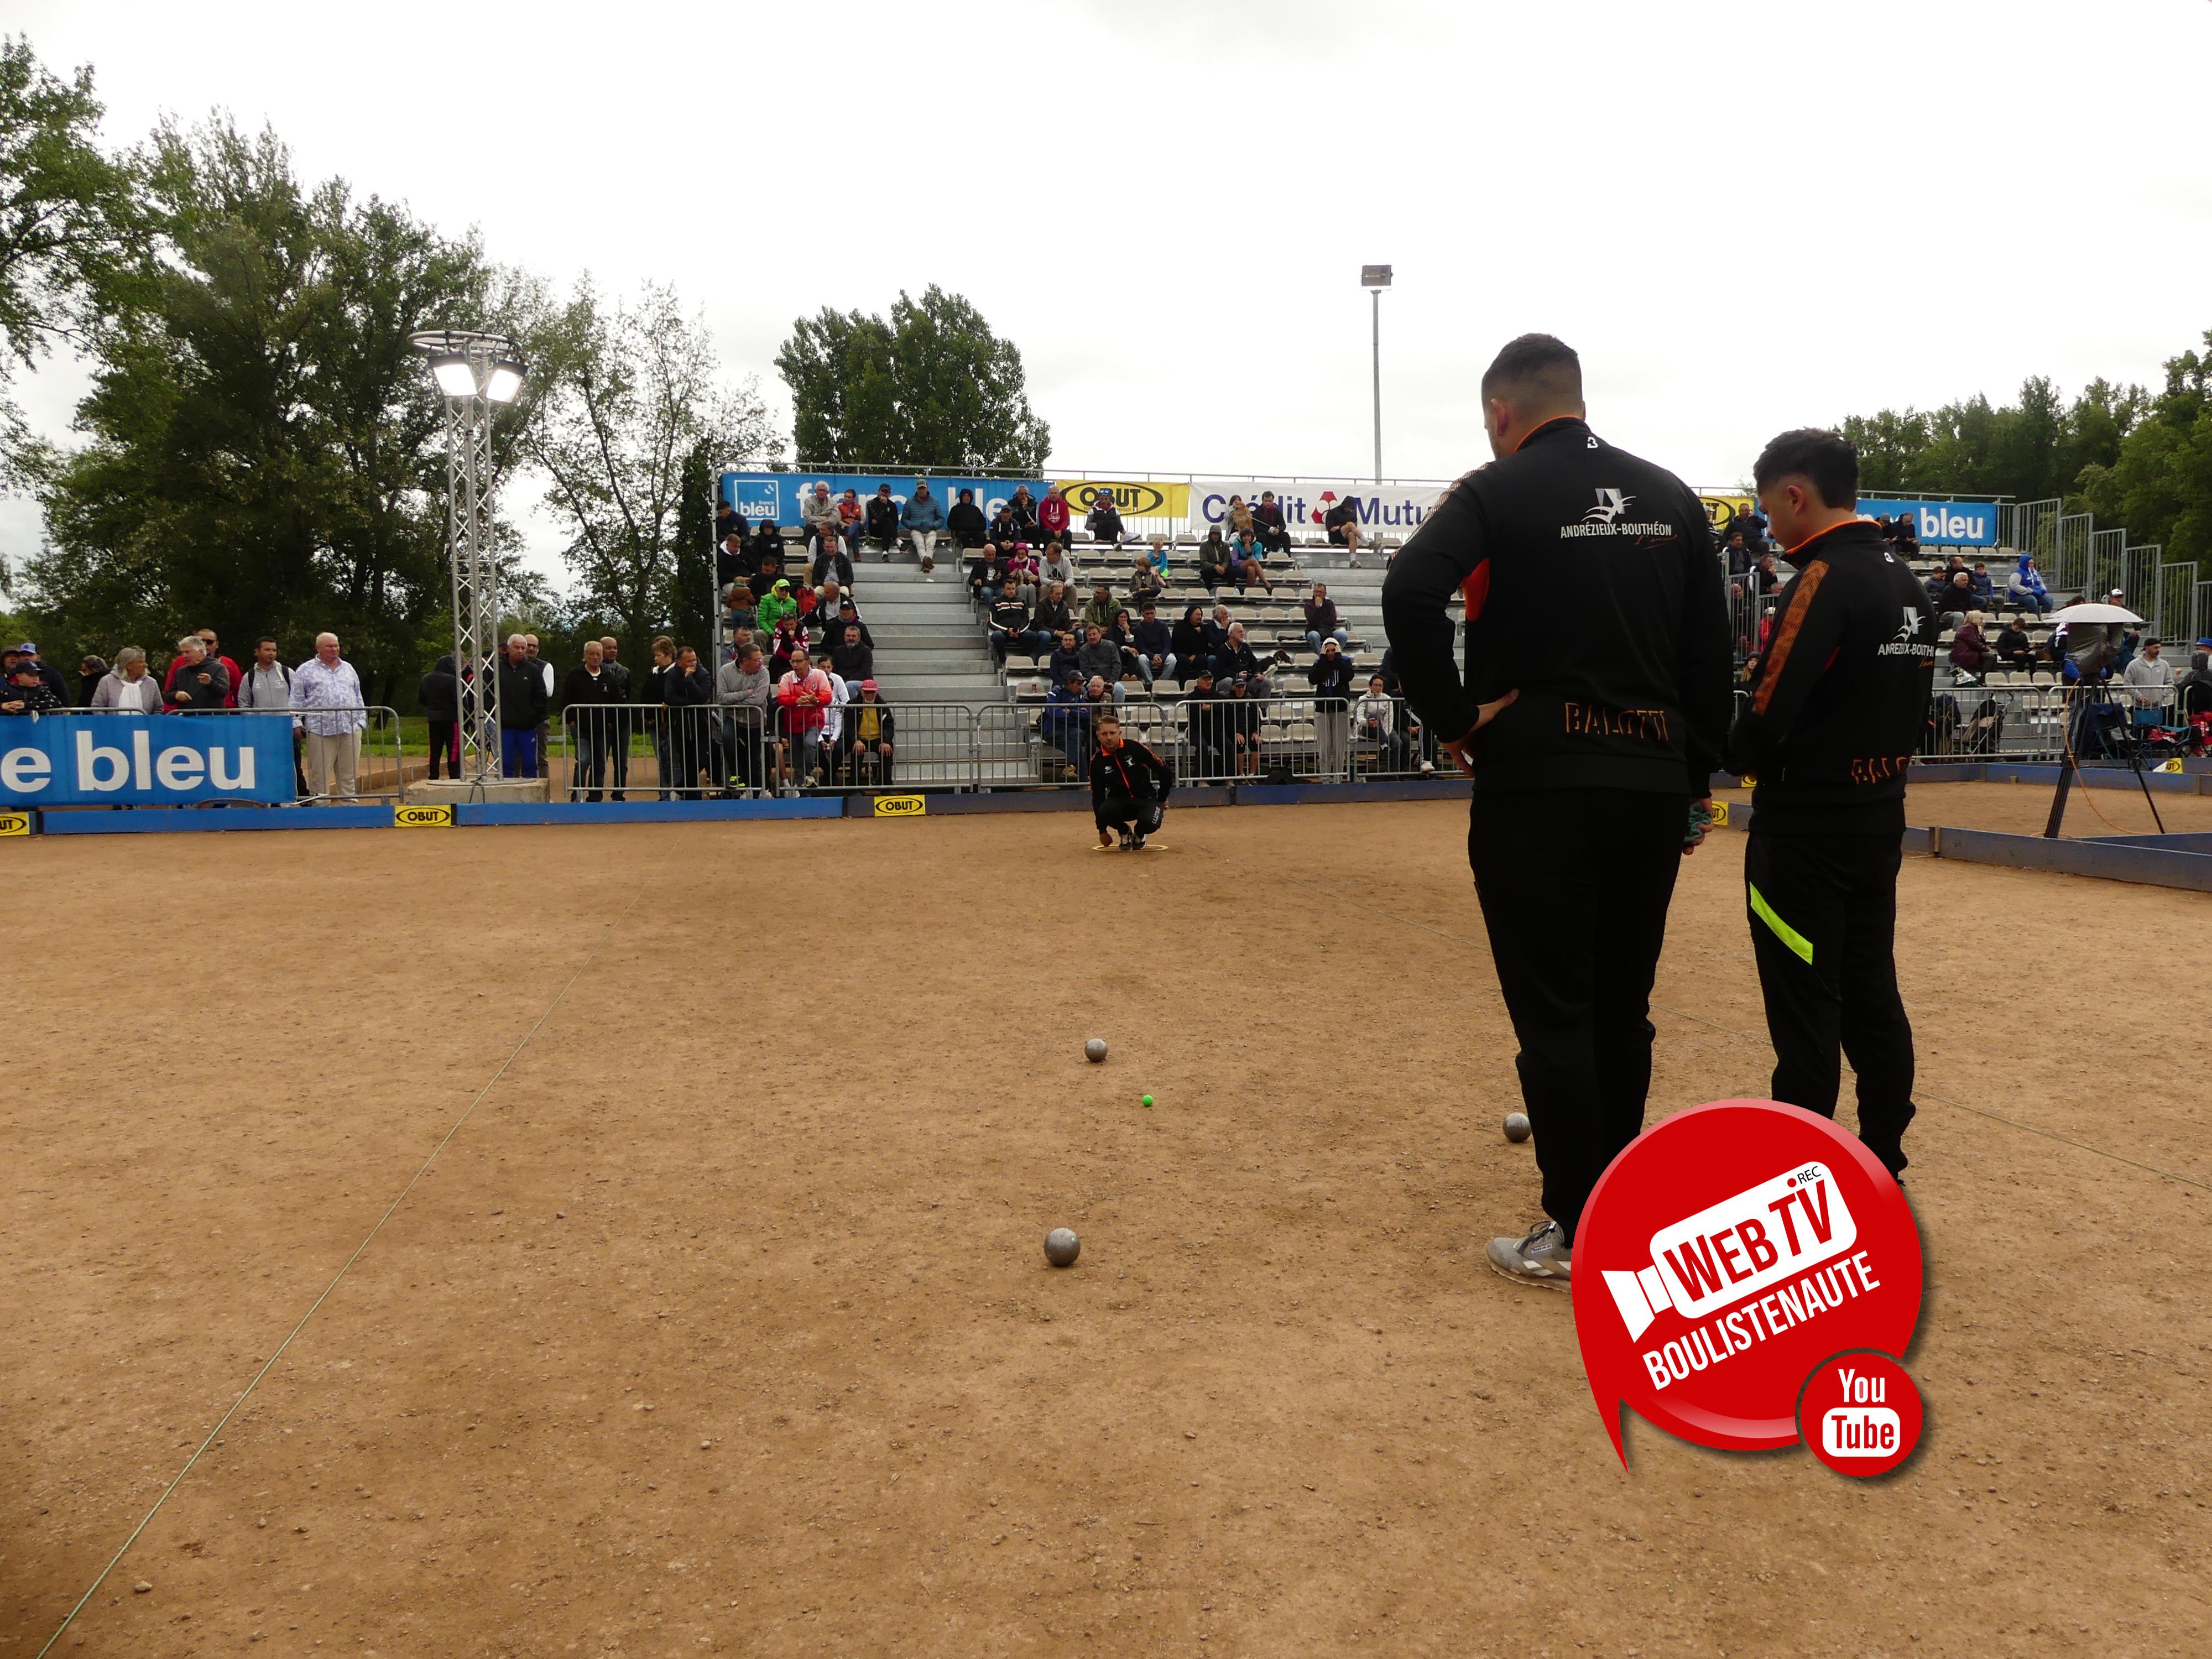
[10, 641, 35, 654]
[860, 678, 879, 692]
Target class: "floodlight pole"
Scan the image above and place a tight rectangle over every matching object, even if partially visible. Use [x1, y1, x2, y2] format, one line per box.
[1360, 264, 1392, 487]
[410, 329, 525, 788]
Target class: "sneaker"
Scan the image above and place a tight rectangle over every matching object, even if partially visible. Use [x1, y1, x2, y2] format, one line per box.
[1420, 759, 1436, 774]
[1486, 1220, 1572, 1291]
[1118, 828, 1135, 851]
[1131, 830, 1148, 851]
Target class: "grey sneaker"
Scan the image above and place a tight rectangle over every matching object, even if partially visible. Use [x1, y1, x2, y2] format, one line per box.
[1487, 1220, 1572, 1291]
[1118, 828, 1135, 851]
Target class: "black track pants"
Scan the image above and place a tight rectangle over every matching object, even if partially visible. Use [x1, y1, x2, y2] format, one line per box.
[1468, 787, 1687, 1244]
[1095, 793, 1164, 834]
[1743, 830, 1916, 1176]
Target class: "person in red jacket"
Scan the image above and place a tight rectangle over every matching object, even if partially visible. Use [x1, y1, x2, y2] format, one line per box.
[776, 649, 834, 782]
[1038, 486, 1072, 547]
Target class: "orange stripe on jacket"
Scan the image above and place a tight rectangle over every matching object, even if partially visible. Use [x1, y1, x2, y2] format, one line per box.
[1750, 561, 1829, 716]
[1462, 559, 1491, 621]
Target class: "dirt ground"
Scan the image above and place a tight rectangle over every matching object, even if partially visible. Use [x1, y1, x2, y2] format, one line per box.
[1714, 775, 2212, 838]
[3, 800, 2207, 1658]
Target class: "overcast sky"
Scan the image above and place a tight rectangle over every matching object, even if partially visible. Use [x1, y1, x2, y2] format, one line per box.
[7, 0, 2209, 589]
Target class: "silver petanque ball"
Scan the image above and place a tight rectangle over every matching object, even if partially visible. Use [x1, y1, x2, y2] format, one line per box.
[1084, 1038, 1108, 1063]
[1044, 1228, 1081, 1267]
[1504, 1112, 1532, 1144]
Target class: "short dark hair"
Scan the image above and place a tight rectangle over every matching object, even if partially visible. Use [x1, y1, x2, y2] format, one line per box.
[1479, 333, 1582, 406]
[1752, 428, 1858, 510]
[256, 634, 279, 648]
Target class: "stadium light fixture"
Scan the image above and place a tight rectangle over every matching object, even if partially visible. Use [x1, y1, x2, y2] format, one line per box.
[483, 354, 526, 405]
[1361, 266, 1392, 486]
[429, 351, 479, 398]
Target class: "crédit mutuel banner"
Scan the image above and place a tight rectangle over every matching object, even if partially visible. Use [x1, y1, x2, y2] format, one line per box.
[1190, 480, 1443, 538]
[0, 714, 298, 807]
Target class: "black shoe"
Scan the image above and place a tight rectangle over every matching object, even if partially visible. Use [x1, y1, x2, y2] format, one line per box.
[1131, 830, 1147, 851]
[1118, 829, 1134, 851]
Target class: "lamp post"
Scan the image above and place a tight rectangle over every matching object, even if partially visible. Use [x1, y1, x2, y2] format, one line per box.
[1360, 265, 1391, 486]
[409, 328, 526, 786]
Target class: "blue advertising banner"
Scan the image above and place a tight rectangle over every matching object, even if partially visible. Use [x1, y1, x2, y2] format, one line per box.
[0, 713, 299, 807]
[718, 472, 1052, 529]
[1859, 498, 2000, 547]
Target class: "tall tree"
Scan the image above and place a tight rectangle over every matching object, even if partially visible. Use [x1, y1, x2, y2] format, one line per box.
[2078, 335, 2212, 567]
[0, 35, 138, 491]
[517, 277, 776, 661]
[26, 118, 497, 701]
[775, 285, 1050, 473]
[1839, 375, 2143, 505]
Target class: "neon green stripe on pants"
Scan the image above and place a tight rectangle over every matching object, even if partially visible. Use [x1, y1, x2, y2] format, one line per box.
[1748, 883, 1814, 964]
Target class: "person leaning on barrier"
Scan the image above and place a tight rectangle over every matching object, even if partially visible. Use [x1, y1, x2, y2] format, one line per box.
[524, 634, 555, 779]
[1, 659, 60, 714]
[664, 644, 717, 795]
[775, 648, 834, 787]
[1181, 667, 1229, 778]
[719, 640, 774, 796]
[165, 635, 228, 712]
[4, 642, 69, 707]
[846, 677, 894, 785]
[562, 640, 623, 802]
[290, 632, 368, 800]
[90, 646, 164, 714]
[644, 636, 677, 798]
[1306, 637, 1358, 778]
[597, 637, 633, 800]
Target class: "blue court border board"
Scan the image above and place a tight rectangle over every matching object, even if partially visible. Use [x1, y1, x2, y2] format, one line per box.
[0, 713, 298, 807]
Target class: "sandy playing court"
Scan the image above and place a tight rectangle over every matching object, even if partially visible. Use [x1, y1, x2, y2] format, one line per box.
[4, 800, 2207, 1657]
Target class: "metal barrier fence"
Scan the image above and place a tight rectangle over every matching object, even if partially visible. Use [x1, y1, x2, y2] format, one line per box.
[18, 706, 407, 802]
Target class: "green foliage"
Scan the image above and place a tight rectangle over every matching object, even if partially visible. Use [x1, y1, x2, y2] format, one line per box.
[1840, 335, 2212, 570]
[515, 277, 775, 665]
[25, 118, 497, 702]
[775, 285, 1050, 473]
[0, 35, 138, 487]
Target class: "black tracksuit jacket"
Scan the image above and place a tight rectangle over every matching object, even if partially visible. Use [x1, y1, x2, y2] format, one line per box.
[1724, 519, 1936, 836]
[1381, 417, 1733, 796]
[1090, 737, 1172, 807]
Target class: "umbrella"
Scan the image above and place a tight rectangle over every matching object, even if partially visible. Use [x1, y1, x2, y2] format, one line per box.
[2046, 603, 2142, 625]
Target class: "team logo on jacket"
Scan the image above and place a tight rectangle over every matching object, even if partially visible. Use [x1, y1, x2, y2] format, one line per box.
[1560, 487, 1676, 541]
[1890, 607, 1918, 644]
[1878, 607, 1935, 658]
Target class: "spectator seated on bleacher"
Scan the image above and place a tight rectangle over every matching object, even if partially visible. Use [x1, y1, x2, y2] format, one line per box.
[984, 505, 1024, 564]
[1104, 608, 1152, 689]
[1324, 495, 1365, 566]
[1223, 673, 1264, 775]
[816, 577, 850, 624]
[830, 596, 870, 649]
[1930, 569, 1976, 628]
[1081, 583, 1119, 634]
[1128, 552, 1165, 609]
[1995, 615, 2034, 671]
[1254, 491, 1291, 555]
[1182, 667, 1229, 778]
[1304, 583, 1349, 656]
[947, 487, 988, 555]
[1197, 527, 1234, 593]
[757, 577, 798, 640]
[1171, 604, 1213, 687]
[724, 583, 758, 635]
[1132, 602, 1173, 686]
[1047, 630, 1084, 688]
[1142, 536, 1170, 576]
[1228, 529, 1276, 595]
[718, 529, 749, 585]
[1032, 581, 1074, 640]
[767, 613, 808, 680]
[1041, 672, 1093, 778]
[747, 523, 786, 582]
[1005, 544, 1040, 607]
[830, 622, 874, 686]
[1086, 495, 1125, 547]
[1007, 484, 1040, 544]
[864, 484, 902, 559]
[748, 548, 787, 602]
[1039, 541, 1076, 593]
[1970, 562, 1996, 607]
[1077, 625, 1127, 702]
[1949, 612, 1991, 677]
[846, 679, 894, 783]
[776, 649, 834, 782]
[969, 550, 1009, 605]
[988, 582, 1053, 666]
[1214, 622, 1284, 692]
[1354, 674, 1412, 774]
[2007, 555, 2051, 615]
[902, 482, 945, 577]
[1037, 486, 1072, 548]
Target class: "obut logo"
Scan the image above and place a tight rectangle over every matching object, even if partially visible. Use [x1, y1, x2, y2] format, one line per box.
[394, 804, 453, 828]
[872, 794, 926, 818]
[1063, 481, 1168, 516]
[0, 810, 29, 837]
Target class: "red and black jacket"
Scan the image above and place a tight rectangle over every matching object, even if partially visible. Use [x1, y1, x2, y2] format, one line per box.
[1381, 417, 1733, 796]
[1725, 518, 1935, 836]
[1090, 737, 1173, 806]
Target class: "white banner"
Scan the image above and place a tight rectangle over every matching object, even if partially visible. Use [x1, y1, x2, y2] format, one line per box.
[1189, 478, 1444, 539]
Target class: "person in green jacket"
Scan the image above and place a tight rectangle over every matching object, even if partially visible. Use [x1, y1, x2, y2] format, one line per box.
[755, 577, 797, 641]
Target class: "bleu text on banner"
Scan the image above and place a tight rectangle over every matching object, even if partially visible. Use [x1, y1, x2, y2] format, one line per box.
[0, 713, 299, 806]
[1857, 498, 2000, 547]
[1188, 479, 1443, 537]
[719, 472, 1053, 529]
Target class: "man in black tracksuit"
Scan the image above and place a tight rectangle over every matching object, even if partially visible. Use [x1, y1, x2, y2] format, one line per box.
[1725, 429, 1934, 1180]
[1090, 709, 1172, 850]
[1381, 333, 1733, 1291]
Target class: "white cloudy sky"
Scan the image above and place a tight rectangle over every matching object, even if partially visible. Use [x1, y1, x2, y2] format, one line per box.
[6, 0, 2209, 589]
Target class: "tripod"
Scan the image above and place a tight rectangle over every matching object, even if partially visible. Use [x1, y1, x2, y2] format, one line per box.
[2042, 674, 2168, 837]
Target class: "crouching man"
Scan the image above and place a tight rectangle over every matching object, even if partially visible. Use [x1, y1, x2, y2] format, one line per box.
[1090, 709, 1172, 851]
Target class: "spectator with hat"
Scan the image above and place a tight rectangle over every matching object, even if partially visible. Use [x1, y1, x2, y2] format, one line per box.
[6, 641, 71, 707]
[1, 657, 61, 715]
[1306, 636, 1359, 778]
[2007, 555, 2051, 615]
[846, 679, 895, 785]
[1181, 666, 1230, 778]
[864, 483, 902, 558]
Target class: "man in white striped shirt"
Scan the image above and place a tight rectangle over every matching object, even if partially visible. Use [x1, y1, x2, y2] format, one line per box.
[288, 632, 366, 801]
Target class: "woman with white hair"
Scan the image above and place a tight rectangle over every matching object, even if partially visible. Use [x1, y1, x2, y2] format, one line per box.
[90, 646, 165, 714]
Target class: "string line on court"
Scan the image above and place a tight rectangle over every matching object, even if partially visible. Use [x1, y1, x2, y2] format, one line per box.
[33, 853, 670, 1659]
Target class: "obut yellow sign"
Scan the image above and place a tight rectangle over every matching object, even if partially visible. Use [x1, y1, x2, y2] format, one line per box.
[873, 794, 926, 818]
[1056, 479, 1192, 519]
[0, 811, 30, 837]
[1701, 494, 1756, 533]
[394, 804, 454, 828]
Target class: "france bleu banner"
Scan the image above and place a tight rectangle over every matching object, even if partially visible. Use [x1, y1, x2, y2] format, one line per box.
[719, 472, 1052, 528]
[0, 714, 298, 807]
[1859, 499, 2000, 547]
